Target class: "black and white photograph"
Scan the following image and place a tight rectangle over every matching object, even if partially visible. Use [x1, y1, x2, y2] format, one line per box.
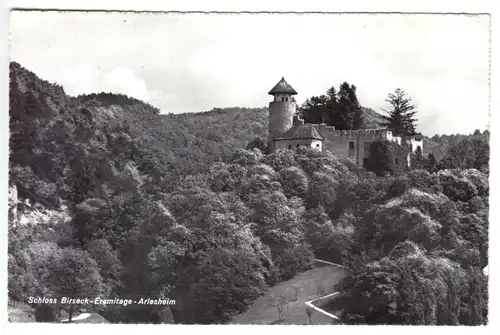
[5, 6, 491, 327]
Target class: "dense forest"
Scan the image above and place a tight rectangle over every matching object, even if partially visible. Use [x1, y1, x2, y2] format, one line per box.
[8, 62, 489, 325]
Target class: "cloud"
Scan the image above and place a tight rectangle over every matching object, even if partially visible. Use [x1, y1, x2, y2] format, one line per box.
[59, 63, 100, 95]
[101, 67, 160, 102]
[52, 63, 163, 105]
[9, 11, 490, 136]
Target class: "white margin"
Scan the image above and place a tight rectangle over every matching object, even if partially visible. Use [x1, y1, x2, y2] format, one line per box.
[1, 2, 497, 335]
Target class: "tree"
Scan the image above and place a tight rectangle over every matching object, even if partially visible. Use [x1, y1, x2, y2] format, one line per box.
[349, 85, 364, 130]
[337, 82, 364, 130]
[246, 137, 268, 154]
[279, 166, 309, 198]
[85, 239, 121, 294]
[35, 304, 59, 322]
[306, 305, 314, 324]
[7, 253, 30, 302]
[339, 245, 465, 325]
[382, 88, 418, 136]
[466, 267, 487, 325]
[301, 95, 332, 125]
[326, 86, 337, 102]
[415, 146, 423, 160]
[291, 285, 302, 302]
[268, 294, 289, 321]
[45, 247, 104, 322]
[300, 83, 364, 130]
[425, 153, 437, 172]
[410, 146, 425, 169]
[365, 140, 396, 176]
[325, 86, 338, 125]
[436, 136, 489, 171]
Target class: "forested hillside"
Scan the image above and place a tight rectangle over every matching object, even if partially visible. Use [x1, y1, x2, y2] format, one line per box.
[8, 62, 489, 325]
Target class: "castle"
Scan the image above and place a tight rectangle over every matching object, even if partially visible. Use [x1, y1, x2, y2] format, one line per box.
[267, 77, 423, 167]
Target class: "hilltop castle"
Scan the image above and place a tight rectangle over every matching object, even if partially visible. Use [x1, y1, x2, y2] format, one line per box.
[267, 77, 423, 167]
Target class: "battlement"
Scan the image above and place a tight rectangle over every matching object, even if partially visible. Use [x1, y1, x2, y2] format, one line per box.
[314, 126, 393, 138]
[317, 123, 336, 132]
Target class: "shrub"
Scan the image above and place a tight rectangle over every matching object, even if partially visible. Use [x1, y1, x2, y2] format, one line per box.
[365, 140, 407, 176]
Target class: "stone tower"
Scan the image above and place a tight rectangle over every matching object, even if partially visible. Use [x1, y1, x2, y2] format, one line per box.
[268, 77, 298, 153]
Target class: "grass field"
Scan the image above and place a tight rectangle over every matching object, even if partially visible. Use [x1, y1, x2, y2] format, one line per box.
[230, 264, 347, 325]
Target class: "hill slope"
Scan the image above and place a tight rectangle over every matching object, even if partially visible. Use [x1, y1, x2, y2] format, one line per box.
[9, 62, 269, 208]
[9, 61, 479, 212]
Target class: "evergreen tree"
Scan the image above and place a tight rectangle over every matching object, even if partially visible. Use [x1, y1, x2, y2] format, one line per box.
[337, 82, 364, 130]
[301, 82, 364, 130]
[326, 86, 337, 101]
[349, 85, 364, 130]
[325, 86, 338, 125]
[301, 95, 332, 125]
[337, 82, 354, 130]
[382, 88, 418, 136]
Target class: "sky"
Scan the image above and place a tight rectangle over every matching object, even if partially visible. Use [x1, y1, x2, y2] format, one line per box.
[9, 11, 490, 136]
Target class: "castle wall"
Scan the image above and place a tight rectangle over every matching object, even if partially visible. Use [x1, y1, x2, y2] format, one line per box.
[275, 139, 322, 151]
[386, 131, 402, 145]
[268, 101, 296, 152]
[406, 137, 423, 153]
[314, 125, 394, 165]
[265, 85, 423, 166]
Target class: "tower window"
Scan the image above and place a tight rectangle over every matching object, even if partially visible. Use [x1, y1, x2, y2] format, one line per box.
[316, 144, 320, 148]
[394, 157, 400, 166]
[281, 97, 285, 102]
[285, 97, 289, 101]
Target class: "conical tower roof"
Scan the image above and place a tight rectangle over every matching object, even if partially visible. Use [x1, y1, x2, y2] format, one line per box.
[268, 77, 298, 95]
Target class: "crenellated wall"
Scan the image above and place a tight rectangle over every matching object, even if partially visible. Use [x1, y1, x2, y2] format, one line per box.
[267, 106, 423, 167]
[404, 137, 424, 153]
[314, 125, 395, 165]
